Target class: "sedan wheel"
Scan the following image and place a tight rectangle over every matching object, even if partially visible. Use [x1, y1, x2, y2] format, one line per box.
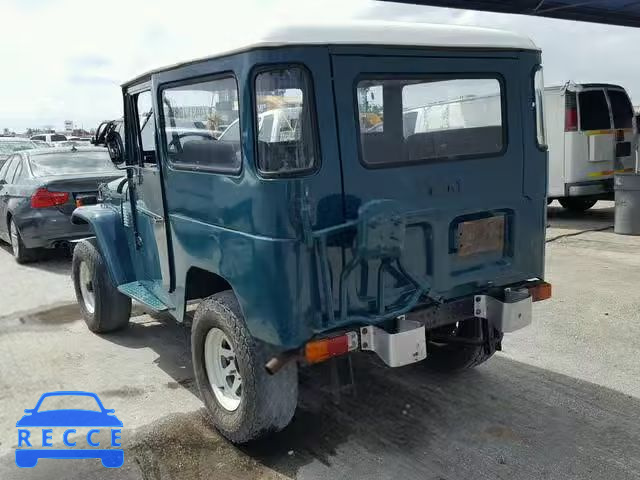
[9, 220, 20, 259]
[9, 219, 35, 263]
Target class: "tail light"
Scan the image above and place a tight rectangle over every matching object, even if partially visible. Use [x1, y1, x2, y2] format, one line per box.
[565, 91, 578, 132]
[304, 332, 359, 364]
[31, 188, 69, 208]
[565, 108, 578, 132]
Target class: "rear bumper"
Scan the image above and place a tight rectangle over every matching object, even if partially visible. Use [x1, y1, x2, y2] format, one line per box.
[563, 179, 614, 200]
[15, 209, 92, 248]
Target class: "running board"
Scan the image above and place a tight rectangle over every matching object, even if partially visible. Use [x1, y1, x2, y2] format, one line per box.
[117, 282, 169, 312]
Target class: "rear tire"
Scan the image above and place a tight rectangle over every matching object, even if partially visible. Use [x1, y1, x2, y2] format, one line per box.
[72, 239, 131, 333]
[423, 318, 500, 372]
[9, 219, 38, 264]
[192, 291, 298, 444]
[559, 197, 597, 212]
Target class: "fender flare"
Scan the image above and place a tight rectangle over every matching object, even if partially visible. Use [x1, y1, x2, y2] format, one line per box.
[71, 205, 134, 286]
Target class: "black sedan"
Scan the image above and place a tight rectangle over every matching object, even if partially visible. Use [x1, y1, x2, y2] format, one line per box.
[0, 147, 123, 263]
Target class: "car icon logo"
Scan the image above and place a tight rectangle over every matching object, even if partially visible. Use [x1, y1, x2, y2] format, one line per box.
[15, 391, 123, 468]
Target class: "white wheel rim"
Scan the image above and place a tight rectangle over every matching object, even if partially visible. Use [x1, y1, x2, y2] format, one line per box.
[204, 328, 242, 412]
[79, 261, 95, 314]
[10, 221, 19, 258]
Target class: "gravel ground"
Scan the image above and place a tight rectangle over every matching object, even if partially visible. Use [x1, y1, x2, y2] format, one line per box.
[0, 201, 639, 479]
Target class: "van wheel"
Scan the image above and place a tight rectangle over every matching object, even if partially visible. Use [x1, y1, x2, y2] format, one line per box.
[423, 318, 499, 372]
[559, 198, 597, 212]
[192, 291, 298, 444]
[72, 239, 131, 333]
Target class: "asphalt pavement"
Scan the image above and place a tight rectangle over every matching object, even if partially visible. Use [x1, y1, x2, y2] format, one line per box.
[0, 201, 639, 479]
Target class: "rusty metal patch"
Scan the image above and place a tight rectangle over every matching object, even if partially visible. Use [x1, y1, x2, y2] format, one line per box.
[457, 216, 505, 257]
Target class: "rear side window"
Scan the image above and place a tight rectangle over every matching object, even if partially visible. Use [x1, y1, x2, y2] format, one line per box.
[162, 76, 241, 173]
[254, 67, 318, 175]
[579, 90, 610, 131]
[3, 157, 19, 183]
[608, 90, 634, 129]
[357, 77, 504, 166]
[50, 134, 67, 142]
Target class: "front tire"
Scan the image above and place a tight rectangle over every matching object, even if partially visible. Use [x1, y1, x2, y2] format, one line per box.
[192, 291, 298, 444]
[559, 197, 597, 212]
[72, 239, 131, 333]
[423, 318, 500, 372]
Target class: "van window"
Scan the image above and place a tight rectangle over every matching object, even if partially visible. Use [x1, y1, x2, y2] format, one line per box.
[357, 77, 504, 166]
[579, 90, 610, 131]
[254, 67, 318, 175]
[162, 76, 240, 172]
[608, 90, 634, 129]
[50, 134, 67, 142]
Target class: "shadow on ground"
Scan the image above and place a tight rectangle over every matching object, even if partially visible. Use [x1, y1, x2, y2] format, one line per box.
[547, 200, 614, 232]
[3, 322, 640, 480]
[0, 241, 72, 274]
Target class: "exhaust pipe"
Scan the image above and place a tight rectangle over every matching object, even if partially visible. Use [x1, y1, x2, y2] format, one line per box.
[265, 350, 300, 375]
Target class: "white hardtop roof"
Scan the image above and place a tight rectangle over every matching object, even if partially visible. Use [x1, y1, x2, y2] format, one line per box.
[125, 20, 537, 86]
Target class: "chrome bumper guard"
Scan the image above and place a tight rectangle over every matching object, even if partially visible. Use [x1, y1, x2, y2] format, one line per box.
[360, 317, 427, 368]
[474, 291, 533, 333]
[359, 291, 532, 367]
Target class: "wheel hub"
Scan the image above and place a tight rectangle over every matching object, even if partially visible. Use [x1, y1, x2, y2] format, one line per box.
[79, 261, 95, 314]
[204, 328, 242, 412]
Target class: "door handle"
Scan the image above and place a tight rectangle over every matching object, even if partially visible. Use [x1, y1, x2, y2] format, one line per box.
[137, 206, 164, 224]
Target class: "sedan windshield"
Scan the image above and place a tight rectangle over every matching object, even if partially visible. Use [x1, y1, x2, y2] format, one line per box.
[29, 151, 117, 177]
[0, 141, 38, 154]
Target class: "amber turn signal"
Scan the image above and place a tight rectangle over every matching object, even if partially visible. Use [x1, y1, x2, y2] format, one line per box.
[304, 332, 358, 364]
[528, 282, 552, 302]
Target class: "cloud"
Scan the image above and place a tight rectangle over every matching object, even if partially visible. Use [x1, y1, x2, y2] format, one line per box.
[2, 0, 640, 131]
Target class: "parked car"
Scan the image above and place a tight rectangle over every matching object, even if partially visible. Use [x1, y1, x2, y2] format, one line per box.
[30, 133, 68, 145]
[71, 21, 551, 444]
[0, 138, 39, 167]
[0, 147, 123, 263]
[545, 82, 637, 211]
[30, 139, 52, 148]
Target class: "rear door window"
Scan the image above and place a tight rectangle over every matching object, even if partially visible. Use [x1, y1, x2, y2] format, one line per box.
[578, 90, 611, 131]
[607, 90, 634, 129]
[50, 134, 67, 142]
[3, 157, 19, 183]
[357, 77, 504, 166]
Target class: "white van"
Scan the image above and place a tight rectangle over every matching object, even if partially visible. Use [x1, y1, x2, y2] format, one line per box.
[545, 83, 636, 211]
[30, 133, 68, 145]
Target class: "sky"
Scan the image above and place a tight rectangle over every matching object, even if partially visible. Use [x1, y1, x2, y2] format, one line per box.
[1, 0, 640, 132]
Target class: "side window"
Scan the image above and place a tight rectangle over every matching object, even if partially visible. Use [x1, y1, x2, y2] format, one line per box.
[357, 77, 504, 166]
[136, 92, 156, 166]
[162, 76, 240, 172]
[4, 157, 19, 184]
[0, 156, 13, 181]
[254, 67, 318, 175]
[579, 90, 610, 131]
[533, 67, 547, 149]
[32, 136, 45, 142]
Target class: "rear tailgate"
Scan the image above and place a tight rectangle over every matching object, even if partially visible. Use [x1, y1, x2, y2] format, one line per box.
[330, 53, 546, 317]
